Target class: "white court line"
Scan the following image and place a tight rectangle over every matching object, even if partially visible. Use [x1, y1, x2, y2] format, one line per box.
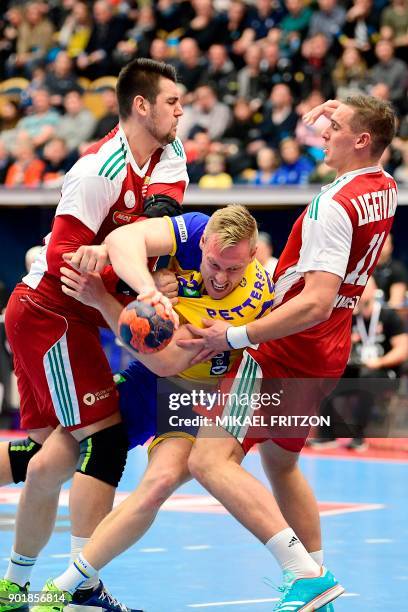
[188, 593, 359, 608]
[139, 547, 167, 553]
[184, 545, 212, 551]
[365, 538, 393, 544]
[320, 503, 384, 517]
[51, 553, 71, 558]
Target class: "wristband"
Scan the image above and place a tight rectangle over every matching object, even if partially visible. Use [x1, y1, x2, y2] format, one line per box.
[226, 325, 250, 350]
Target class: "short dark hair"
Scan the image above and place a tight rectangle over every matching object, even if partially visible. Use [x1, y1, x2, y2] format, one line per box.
[345, 95, 396, 157]
[116, 58, 177, 120]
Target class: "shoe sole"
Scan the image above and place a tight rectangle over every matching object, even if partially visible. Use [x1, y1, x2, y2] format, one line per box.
[298, 584, 345, 611]
[65, 606, 103, 612]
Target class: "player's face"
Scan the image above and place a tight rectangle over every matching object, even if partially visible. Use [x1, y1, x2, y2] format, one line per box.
[200, 234, 256, 300]
[147, 78, 183, 145]
[321, 104, 363, 172]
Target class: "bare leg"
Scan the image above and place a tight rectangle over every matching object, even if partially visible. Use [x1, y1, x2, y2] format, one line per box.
[14, 427, 79, 557]
[83, 437, 192, 569]
[259, 440, 321, 553]
[188, 425, 288, 542]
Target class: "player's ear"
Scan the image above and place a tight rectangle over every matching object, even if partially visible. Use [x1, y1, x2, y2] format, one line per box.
[199, 234, 205, 251]
[355, 131, 371, 150]
[249, 247, 257, 262]
[133, 95, 148, 116]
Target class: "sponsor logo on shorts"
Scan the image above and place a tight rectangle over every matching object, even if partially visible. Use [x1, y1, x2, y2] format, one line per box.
[113, 211, 139, 225]
[83, 386, 114, 406]
[124, 190, 136, 208]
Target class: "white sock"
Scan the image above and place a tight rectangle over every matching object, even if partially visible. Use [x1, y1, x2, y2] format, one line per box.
[53, 553, 98, 595]
[70, 536, 99, 590]
[5, 548, 37, 587]
[310, 549, 324, 567]
[265, 528, 320, 578]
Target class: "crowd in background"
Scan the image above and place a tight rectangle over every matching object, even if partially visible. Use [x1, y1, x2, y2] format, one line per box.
[0, 0, 407, 188]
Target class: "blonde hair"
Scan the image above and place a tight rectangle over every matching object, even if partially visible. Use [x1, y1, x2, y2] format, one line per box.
[204, 205, 258, 251]
[345, 95, 396, 157]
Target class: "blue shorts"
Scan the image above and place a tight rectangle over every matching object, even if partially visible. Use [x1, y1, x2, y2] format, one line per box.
[117, 361, 198, 450]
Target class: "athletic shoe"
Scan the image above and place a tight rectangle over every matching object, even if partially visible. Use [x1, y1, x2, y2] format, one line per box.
[0, 579, 29, 612]
[346, 438, 368, 451]
[274, 568, 344, 611]
[30, 580, 72, 612]
[71, 581, 144, 612]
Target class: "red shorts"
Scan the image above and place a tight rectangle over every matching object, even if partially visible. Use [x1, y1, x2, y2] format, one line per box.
[213, 346, 339, 454]
[5, 287, 119, 431]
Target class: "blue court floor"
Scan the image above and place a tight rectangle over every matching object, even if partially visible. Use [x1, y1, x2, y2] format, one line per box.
[1, 440, 407, 611]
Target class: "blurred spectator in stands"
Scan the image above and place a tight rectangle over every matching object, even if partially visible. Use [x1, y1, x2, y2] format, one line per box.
[41, 136, 74, 188]
[0, 99, 22, 132]
[271, 137, 314, 185]
[393, 140, 408, 185]
[299, 32, 336, 99]
[201, 43, 238, 105]
[246, 0, 285, 42]
[198, 152, 232, 188]
[295, 90, 327, 163]
[3, 88, 60, 152]
[259, 40, 296, 92]
[307, 0, 346, 45]
[186, 129, 212, 183]
[154, 0, 193, 38]
[174, 37, 208, 97]
[178, 84, 231, 141]
[58, 0, 92, 59]
[374, 234, 408, 308]
[279, 0, 313, 59]
[6, 1, 55, 77]
[183, 0, 225, 51]
[332, 47, 368, 98]
[218, 0, 251, 64]
[222, 98, 259, 177]
[256, 231, 278, 276]
[0, 139, 13, 185]
[312, 277, 408, 450]
[257, 83, 298, 149]
[0, 277, 9, 311]
[89, 87, 119, 141]
[76, 0, 128, 79]
[44, 50, 81, 109]
[113, 5, 156, 67]
[4, 137, 45, 187]
[250, 146, 279, 186]
[340, 0, 380, 63]
[149, 38, 170, 63]
[0, 5, 23, 80]
[369, 81, 391, 102]
[237, 44, 269, 109]
[380, 0, 408, 52]
[369, 39, 408, 111]
[308, 160, 336, 184]
[55, 89, 96, 153]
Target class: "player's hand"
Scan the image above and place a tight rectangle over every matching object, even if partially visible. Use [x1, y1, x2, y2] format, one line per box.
[62, 244, 109, 273]
[152, 269, 179, 305]
[60, 267, 107, 309]
[363, 357, 382, 370]
[137, 286, 180, 329]
[176, 319, 230, 364]
[302, 99, 341, 126]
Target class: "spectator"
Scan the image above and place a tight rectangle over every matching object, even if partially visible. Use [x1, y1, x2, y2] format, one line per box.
[259, 40, 297, 92]
[308, 160, 336, 184]
[7, 1, 55, 77]
[246, 0, 285, 42]
[307, 0, 346, 44]
[258, 83, 298, 148]
[58, 0, 92, 59]
[76, 0, 128, 79]
[380, 0, 408, 50]
[41, 137, 74, 188]
[154, 0, 193, 37]
[393, 140, 408, 185]
[55, 90, 96, 153]
[89, 87, 119, 141]
[313, 277, 408, 450]
[340, 0, 380, 62]
[0, 5, 23, 80]
[174, 37, 208, 95]
[271, 137, 314, 185]
[113, 5, 156, 67]
[149, 38, 170, 63]
[280, 0, 313, 59]
[186, 129, 213, 183]
[237, 44, 269, 108]
[44, 50, 82, 109]
[218, 0, 251, 62]
[295, 91, 327, 162]
[250, 146, 279, 186]
[0, 99, 22, 132]
[370, 39, 408, 110]
[178, 84, 231, 141]
[198, 152, 233, 188]
[332, 47, 368, 98]
[299, 32, 336, 99]
[201, 43, 238, 104]
[183, 0, 225, 51]
[256, 230, 278, 276]
[374, 234, 408, 308]
[0, 139, 13, 185]
[4, 137, 45, 187]
[370, 81, 391, 101]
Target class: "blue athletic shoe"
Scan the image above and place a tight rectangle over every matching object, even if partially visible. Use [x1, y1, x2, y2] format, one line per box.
[71, 581, 143, 612]
[274, 568, 344, 611]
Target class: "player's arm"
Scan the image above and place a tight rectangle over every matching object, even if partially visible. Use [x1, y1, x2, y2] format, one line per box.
[388, 282, 407, 309]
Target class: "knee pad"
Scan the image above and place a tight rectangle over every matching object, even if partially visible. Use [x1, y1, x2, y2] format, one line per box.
[76, 423, 128, 487]
[8, 437, 42, 483]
